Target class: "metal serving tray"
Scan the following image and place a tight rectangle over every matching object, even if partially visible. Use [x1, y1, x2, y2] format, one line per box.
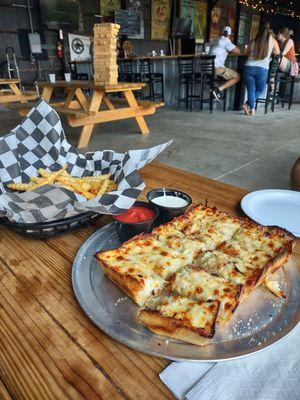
[72, 223, 300, 362]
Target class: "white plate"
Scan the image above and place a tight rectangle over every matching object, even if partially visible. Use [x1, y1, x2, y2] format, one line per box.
[241, 189, 300, 237]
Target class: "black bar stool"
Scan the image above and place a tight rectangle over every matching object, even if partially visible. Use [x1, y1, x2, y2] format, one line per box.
[138, 59, 152, 99]
[194, 55, 227, 113]
[138, 59, 164, 101]
[118, 59, 141, 82]
[277, 73, 296, 109]
[149, 59, 164, 102]
[177, 57, 199, 109]
[255, 55, 282, 113]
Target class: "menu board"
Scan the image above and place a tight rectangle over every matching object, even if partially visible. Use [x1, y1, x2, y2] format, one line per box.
[126, 0, 144, 39]
[180, 0, 195, 36]
[250, 14, 260, 41]
[115, 10, 141, 35]
[151, 0, 171, 41]
[100, 0, 121, 17]
[195, 1, 207, 42]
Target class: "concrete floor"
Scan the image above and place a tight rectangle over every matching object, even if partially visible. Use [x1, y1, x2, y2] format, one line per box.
[0, 103, 299, 191]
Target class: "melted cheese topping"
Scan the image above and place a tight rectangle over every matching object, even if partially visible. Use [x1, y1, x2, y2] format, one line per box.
[148, 294, 219, 331]
[220, 225, 286, 263]
[181, 208, 241, 251]
[170, 266, 241, 323]
[197, 251, 246, 285]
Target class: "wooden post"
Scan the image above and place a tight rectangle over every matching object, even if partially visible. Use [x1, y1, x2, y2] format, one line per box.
[234, 0, 241, 44]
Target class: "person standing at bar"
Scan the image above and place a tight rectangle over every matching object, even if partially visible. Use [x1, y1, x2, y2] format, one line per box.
[209, 26, 241, 101]
[242, 25, 280, 116]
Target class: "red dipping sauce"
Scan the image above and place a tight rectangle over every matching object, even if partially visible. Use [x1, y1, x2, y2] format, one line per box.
[114, 206, 155, 223]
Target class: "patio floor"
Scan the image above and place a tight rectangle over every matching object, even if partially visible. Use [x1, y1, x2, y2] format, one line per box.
[1, 103, 299, 191]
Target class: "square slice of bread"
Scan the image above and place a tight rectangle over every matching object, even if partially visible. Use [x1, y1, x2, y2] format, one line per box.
[95, 231, 202, 306]
[168, 266, 243, 324]
[138, 294, 220, 346]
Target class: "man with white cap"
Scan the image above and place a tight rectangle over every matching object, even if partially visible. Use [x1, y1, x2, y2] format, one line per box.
[209, 26, 241, 101]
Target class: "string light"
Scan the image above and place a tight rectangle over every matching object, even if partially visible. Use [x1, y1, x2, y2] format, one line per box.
[239, 0, 300, 20]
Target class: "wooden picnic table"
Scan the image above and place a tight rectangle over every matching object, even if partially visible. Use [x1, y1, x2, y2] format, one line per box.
[1, 162, 299, 399]
[31, 81, 163, 149]
[0, 79, 37, 104]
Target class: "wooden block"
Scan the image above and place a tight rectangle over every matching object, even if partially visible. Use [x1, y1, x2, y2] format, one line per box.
[93, 60, 117, 66]
[94, 26, 119, 35]
[94, 38, 117, 48]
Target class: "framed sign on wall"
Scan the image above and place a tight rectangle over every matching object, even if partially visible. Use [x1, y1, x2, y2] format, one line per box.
[126, 0, 144, 39]
[151, 0, 171, 41]
[180, 0, 196, 36]
[100, 0, 121, 17]
[195, 1, 207, 42]
[68, 34, 91, 62]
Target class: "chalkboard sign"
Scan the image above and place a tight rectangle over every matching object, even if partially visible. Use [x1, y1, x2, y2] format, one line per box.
[115, 10, 141, 35]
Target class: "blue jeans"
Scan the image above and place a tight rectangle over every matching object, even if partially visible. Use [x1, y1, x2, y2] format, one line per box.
[243, 66, 268, 110]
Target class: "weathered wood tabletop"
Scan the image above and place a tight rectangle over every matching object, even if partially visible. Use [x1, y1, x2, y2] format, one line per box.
[0, 162, 299, 400]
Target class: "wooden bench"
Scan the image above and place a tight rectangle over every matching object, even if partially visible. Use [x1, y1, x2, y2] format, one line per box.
[15, 81, 164, 148]
[0, 79, 37, 104]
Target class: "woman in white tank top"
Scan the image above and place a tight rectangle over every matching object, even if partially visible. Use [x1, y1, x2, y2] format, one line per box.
[242, 26, 280, 116]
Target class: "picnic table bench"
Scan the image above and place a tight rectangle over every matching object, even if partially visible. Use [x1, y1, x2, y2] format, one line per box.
[0, 79, 37, 104]
[16, 81, 164, 149]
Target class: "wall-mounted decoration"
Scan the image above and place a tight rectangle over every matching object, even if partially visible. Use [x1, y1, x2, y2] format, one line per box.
[100, 0, 121, 17]
[68, 34, 91, 62]
[28, 33, 42, 54]
[250, 14, 260, 41]
[210, 7, 221, 40]
[151, 0, 171, 41]
[126, 0, 144, 39]
[238, 11, 251, 45]
[39, 0, 78, 30]
[227, 8, 236, 32]
[194, 1, 207, 42]
[180, 0, 196, 36]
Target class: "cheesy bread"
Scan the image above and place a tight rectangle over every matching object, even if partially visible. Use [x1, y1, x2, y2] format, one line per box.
[95, 204, 295, 346]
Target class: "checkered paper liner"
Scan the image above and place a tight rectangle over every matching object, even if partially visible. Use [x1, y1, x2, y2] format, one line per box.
[0, 99, 171, 223]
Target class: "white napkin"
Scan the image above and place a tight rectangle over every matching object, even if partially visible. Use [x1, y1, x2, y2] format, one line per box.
[160, 324, 300, 400]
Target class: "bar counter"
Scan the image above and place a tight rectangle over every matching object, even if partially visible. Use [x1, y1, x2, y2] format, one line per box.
[126, 54, 247, 110]
[75, 54, 299, 110]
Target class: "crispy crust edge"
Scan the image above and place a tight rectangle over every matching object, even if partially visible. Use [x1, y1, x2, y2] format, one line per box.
[95, 254, 147, 306]
[137, 308, 217, 346]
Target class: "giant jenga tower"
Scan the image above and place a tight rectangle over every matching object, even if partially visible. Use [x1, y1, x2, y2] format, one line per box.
[93, 23, 120, 85]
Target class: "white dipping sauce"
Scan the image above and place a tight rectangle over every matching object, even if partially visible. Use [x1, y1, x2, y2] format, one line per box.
[152, 195, 188, 208]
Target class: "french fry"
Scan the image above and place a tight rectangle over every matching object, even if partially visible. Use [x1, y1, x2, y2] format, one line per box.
[80, 174, 110, 184]
[56, 176, 95, 200]
[7, 181, 40, 191]
[97, 179, 109, 196]
[6, 164, 116, 200]
[38, 168, 50, 178]
[107, 180, 117, 192]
